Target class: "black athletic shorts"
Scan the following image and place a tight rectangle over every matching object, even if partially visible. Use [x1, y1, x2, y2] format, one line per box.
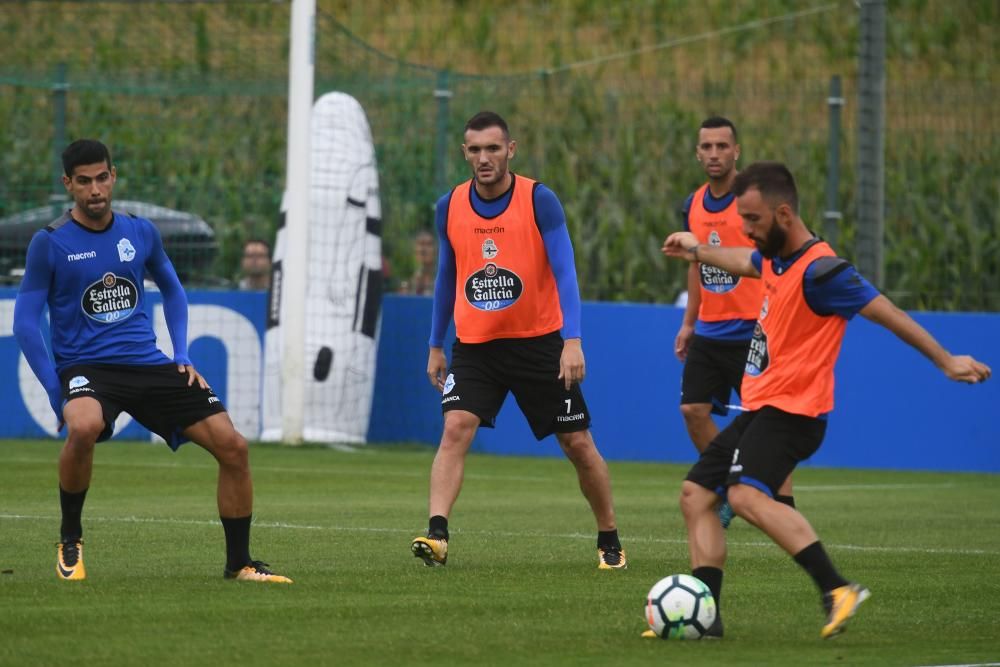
[685, 405, 826, 498]
[680, 335, 751, 416]
[441, 331, 591, 440]
[59, 363, 227, 449]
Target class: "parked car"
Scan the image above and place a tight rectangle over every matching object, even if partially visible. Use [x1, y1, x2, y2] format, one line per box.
[0, 200, 219, 286]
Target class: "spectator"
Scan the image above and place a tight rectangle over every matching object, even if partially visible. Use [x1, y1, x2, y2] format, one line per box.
[398, 230, 436, 296]
[238, 238, 271, 290]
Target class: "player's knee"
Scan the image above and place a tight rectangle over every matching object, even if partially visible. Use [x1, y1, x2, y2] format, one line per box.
[679, 403, 711, 425]
[679, 481, 714, 517]
[65, 415, 104, 446]
[726, 484, 760, 517]
[556, 430, 595, 461]
[215, 432, 249, 470]
[440, 413, 477, 450]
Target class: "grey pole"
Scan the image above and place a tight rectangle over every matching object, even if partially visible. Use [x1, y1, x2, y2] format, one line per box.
[433, 69, 453, 199]
[51, 62, 68, 215]
[855, 0, 886, 287]
[824, 75, 844, 250]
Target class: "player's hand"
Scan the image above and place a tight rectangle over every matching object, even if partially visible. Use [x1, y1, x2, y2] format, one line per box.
[662, 232, 699, 260]
[675, 323, 695, 362]
[47, 390, 66, 432]
[178, 364, 210, 390]
[427, 347, 448, 392]
[558, 338, 585, 390]
[941, 355, 991, 384]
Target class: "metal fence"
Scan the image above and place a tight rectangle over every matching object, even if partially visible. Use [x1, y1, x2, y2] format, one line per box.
[1, 0, 996, 309]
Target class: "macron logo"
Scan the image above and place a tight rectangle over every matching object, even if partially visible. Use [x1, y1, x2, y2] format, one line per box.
[67, 251, 97, 262]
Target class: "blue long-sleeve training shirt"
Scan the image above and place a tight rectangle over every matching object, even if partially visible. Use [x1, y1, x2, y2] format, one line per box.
[12, 211, 190, 417]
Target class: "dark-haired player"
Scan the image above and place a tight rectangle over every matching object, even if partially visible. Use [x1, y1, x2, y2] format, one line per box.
[410, 111, 626, 570]
[13, 139, 291, 583]
[659, 161, 989, 638]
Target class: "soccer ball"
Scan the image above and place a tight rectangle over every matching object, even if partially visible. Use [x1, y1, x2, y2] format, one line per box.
[645, 574, 717, 639]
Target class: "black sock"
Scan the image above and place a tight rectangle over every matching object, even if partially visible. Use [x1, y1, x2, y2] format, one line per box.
[597, 529, 621, 550]
[428, 515, 449, 540]
[221, 515, 252, 572]
[692, 566, 723, 609]
[793, 541, 849, 593]
[775, 494, 796, 509]
[59, 486, 88, 541]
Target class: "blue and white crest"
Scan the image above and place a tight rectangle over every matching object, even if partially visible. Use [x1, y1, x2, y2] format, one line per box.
[442, 373, 455, 395]
[117, 238, 136, 262]
[69, 376, 90, 389]
[482, 238, 499, 259]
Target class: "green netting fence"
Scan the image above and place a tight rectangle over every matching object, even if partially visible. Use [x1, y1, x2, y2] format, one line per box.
[1, 0, 996, 309]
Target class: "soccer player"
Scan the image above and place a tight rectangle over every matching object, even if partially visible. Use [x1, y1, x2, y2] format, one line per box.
[675, 117, 794, 527]
[12, 139, 291, 583]
[659, 161, 990, 638]
[410, 111, 626, 570]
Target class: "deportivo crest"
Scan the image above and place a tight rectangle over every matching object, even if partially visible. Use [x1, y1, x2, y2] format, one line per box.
[744, 322, 770, 377]
[464, 263, 523, 311]
[117, 237, 137, 262]
[482, 238, 499, 259]
[82, 272, 139, 323]
[68, 376, 90, 389]
[442, 373, 456, 394]
[759, 296, 769, 321]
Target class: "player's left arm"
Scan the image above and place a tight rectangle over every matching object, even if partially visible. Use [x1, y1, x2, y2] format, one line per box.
[860, 296, 990, 383]
[535, 184, 584, 390]
[805, 256, 990, 384]
[143, 222, 208, 388]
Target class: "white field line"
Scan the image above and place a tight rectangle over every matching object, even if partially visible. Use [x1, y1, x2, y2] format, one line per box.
[0, 457, 975, 489]
[1, 513, 997, 557]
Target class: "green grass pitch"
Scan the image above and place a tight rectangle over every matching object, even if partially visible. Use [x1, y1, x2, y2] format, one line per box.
[1, 439, 998, 666]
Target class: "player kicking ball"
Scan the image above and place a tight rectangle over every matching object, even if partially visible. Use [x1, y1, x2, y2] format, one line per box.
[659, 161, 989, 638]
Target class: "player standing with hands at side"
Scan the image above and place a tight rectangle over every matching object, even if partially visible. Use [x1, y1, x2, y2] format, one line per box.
[411, 111, 626, 570]
[660, 161, 989, 638]
[13, 139, 291, 583]
[674, 117, 794, 527]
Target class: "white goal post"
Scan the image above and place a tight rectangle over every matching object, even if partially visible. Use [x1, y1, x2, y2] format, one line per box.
[279, 0, 315, 444]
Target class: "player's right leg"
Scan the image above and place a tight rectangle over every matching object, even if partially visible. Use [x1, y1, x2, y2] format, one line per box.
[679, 402, 734, 528]
[679, 480, 727, 572]
[678, 480, 727, 638]
[412, 410, 479, 566]
[677, 414, 751, 637]
[56, 396, 107, 581]
[413, 340, 501, 567]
